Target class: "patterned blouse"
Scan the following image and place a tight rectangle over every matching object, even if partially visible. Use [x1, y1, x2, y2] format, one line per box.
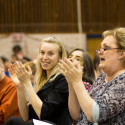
[83, 81, 91, 91]
[77, 72, 125, 125]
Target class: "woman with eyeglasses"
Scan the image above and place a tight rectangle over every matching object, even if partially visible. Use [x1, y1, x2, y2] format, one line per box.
[58, 27, 125, 125]
[5, 37, 72, 125]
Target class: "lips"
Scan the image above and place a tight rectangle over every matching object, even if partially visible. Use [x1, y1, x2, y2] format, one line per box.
[42, 62, 50, 64]
[42, 62, 50, 67]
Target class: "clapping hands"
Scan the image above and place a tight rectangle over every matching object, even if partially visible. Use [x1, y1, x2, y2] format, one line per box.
[8, 61, 32, 88]
[58, 58, 83, 86]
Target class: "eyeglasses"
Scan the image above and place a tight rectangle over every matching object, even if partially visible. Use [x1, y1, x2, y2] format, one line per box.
[96, 47, 123, 53]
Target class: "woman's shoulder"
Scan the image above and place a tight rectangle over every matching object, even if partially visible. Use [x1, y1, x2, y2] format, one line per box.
[54, 73, 66, 81]
[94, 72, 106, 83]
[117, 71, 125, 78]
[111, 71, 125, 84]
[53, 74, 68, 90]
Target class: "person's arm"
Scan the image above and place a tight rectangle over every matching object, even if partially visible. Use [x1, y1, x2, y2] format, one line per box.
[21, 74, 68, 120]
[8, 64, 29, 121]
[11, 61, 42, 119]
[0, 84, 20, 123]
[58, 58, 95, 122]
[68, 83, 80, 120]
[16, 86, 29, 121]
[72, 80, 95, 122]
[23, 81, 42, 119]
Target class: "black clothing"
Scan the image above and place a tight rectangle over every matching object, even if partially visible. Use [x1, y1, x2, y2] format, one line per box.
[4, 74, 72, 125]
[4, 117, 33, 125]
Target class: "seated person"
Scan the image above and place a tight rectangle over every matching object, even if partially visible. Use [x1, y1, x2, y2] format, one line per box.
[0, 58, 20, 124]
[67, 48, 95, 90]
[0, 56, 10, 77]
[5, 37, 72, 125]
[58, 27, 125, 125]
[11, 45, 31, 64]
[65, 49, 95, 125]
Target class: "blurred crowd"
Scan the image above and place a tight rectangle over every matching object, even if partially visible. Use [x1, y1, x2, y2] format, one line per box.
[0, 27, 125, 125]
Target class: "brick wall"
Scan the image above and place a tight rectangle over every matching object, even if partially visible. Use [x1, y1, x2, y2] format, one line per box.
[0, 33, 86, 60]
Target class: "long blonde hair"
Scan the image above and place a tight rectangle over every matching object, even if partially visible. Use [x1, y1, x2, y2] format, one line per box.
[34, 37, 67, 92]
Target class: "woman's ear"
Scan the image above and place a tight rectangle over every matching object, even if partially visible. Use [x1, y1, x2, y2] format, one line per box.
[119, 50, 125, 60]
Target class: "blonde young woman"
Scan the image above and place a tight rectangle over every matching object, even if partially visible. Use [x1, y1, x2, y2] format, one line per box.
[59, 28, 125, 125]
[5, 37, 72, 125]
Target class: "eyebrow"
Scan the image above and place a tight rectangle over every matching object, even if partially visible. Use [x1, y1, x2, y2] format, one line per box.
[75, 56, 82, 58]
[100, 43, 110, 48]
[101, 42, 107, 46]
[69, 54, 82, 59]
[40, 50, 55, 52]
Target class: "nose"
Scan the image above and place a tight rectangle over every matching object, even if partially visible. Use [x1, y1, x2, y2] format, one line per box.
[98, 48, 104, 55]
[42, 54, 48, 59]
[69, 57, 74, 62]
[69, 57, 78, 64]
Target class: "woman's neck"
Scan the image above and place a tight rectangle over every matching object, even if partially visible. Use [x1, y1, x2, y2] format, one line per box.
[46, 71, 52, 80]
[106, 68, 125, 82]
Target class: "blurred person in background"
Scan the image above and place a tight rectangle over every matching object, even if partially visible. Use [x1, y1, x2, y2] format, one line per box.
[58, 27, 125, 124]
[0, 56, 10, 77]
[0, 58, 20, 125]
[5, 37, 72, 125]
[23, 61, 37, 101]
[93, 52, 103, 79]
[11, 45, 31, 64]
[23, 61, 37, 87]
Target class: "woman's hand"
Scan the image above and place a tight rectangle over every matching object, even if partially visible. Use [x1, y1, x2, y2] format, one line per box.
[12, 61, 32, 87]
[8, 64, 21, 87]
[58, 58, 83, 86]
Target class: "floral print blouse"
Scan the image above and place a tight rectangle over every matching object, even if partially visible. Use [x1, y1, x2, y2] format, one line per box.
[77, 72, 125, 125]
